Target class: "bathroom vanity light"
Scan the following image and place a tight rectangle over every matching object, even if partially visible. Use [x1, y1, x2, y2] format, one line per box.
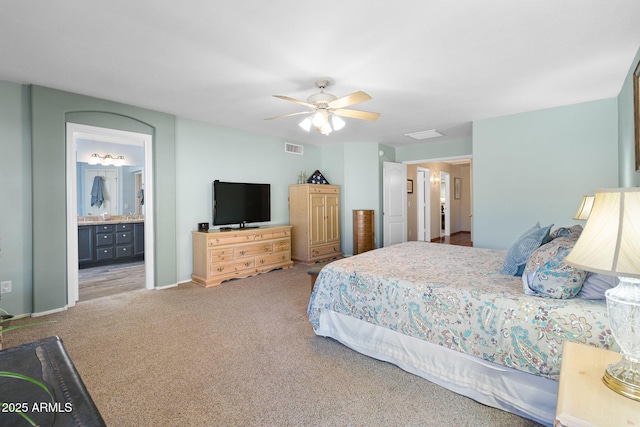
[88, 153, 125, 166]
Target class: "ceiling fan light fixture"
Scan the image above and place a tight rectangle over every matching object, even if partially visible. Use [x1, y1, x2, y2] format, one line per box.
[299, 117, 312, 132]
[312, 111, 326, 128]
[331, 115, 346, 131]
[320, 122, 332, 135]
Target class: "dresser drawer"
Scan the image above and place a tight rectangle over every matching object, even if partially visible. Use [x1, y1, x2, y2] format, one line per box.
[95, 224, 114, 233]
[273, 239, 290, 252]
[256, 252, 290, 267]
[116, 231, 133, 244]
[234, 242, 272, 258]
[310, 244, 341, 259]
[255, 229, 291, 241]
[208, 248, 233, 263]
[96, 247, 114, 260]
[116, 246, 133, 258]
[96, 233, 114, 246]
[208, 233, 254, 246]
[209, 258, 255, 276]
[115, 223, 133, 232]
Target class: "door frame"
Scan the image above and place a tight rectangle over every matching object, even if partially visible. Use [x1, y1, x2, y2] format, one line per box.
[416, 167, 431, 241]
[66, 123, 155, 307]
[405, 155, 473, 241]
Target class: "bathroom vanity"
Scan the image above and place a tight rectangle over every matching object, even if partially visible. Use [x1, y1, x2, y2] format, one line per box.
[78, 216, 144, 268]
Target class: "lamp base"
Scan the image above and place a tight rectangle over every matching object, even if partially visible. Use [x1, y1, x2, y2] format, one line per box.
[602, 357, 640, 401]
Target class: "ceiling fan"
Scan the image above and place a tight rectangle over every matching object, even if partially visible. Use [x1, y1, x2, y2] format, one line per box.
[266, 80, 380, 135]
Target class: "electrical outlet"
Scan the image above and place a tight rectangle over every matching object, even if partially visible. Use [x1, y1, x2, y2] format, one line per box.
[0, 280, 11, 294]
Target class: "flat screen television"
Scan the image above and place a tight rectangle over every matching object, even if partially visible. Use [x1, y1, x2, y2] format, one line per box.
[213, 180, 271, 229]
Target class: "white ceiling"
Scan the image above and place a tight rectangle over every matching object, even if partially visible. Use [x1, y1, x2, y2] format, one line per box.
[2, 1, 639, 148]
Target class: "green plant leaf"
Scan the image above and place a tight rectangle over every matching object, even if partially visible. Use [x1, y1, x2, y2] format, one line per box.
[0, 401, 38, 426]
[0, 321, 55, 332]
[0, 371, 54, 400]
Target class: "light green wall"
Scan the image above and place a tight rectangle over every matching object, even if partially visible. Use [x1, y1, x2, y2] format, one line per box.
[0, 82, 32, 315]
[30, 86, 176, 313]
[396, 138, 472, 162]
[343, 143, 381, 254]
[317, 143, 383, 255]
[174, 117, 322, 282]
[617, 46, 640, 187]
[473, 98, 619, 249]
[2, 56, 638, 315]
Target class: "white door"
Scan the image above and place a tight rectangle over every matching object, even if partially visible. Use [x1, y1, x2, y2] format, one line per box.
[383, 161, 407, 246]
[417, 168, 430, 241]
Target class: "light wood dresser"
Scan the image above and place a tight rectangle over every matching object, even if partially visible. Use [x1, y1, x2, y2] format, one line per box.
[289, 184, 342, 263]
[353, 209, 375, 255]
[191, 225, 293, 287]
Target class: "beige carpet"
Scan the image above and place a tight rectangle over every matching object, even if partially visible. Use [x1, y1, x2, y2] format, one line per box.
[5, 263, 541, 426]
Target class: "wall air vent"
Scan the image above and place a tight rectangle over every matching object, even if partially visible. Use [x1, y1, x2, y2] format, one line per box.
[284, 142, 304, 155]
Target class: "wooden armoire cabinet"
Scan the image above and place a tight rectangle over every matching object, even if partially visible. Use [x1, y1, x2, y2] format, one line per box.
[289, 184, 342, 263]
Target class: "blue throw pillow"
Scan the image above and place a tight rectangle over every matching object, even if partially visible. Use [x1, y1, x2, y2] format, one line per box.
[500, 223, 553, 276]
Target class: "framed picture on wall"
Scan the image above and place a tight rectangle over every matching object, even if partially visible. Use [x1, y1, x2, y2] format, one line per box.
[454, 177, 461, 199]
[634, 59, 640, 171]
[407, 179, 413, 194]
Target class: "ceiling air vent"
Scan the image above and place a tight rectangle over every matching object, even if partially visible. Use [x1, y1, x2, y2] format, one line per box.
[284, 142, 304, 155]
[405, 129, 443, 140]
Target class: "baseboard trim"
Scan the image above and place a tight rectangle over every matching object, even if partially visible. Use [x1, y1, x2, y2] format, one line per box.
[32, 306, 68, 317]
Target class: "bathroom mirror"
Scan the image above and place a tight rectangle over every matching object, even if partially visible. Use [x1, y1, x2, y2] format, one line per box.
[76, 139, 145, 216]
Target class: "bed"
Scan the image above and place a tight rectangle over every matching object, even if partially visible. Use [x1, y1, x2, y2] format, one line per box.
[307, 239, 615, 426]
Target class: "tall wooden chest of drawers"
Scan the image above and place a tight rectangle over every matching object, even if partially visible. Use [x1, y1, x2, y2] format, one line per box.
[191, 225, 293, 287]
[353, 210, 375, 255]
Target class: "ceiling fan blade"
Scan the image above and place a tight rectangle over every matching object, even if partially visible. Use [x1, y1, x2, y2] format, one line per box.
[273, 95, 316, 109]
[333, 108, 380, 121]
[264, 111, 311, 120]
[328, 91, 372, 109]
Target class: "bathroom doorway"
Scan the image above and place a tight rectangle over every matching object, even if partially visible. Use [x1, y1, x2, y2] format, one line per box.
[66, 123, 155, 306]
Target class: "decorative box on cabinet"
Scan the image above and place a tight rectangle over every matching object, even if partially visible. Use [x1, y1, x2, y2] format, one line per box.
[289, 184, 342, 263]
[353, 210, 375, 255]
[191, 225, 293, 287]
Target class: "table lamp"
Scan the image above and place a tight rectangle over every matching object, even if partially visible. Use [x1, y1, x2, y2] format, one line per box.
[565, 188, 640, 400]
[573, 195, 594, 220]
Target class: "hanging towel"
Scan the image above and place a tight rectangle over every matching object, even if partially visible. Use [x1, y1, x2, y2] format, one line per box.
[137, 188, 144, 206]
[90, 176, 105, 207]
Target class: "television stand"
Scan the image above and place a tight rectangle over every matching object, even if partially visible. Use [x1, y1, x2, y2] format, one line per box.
[191, 225, 293, 287]
[220, 225, 259, 231]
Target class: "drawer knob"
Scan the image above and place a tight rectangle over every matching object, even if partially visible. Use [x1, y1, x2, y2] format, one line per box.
[264, 247, 269, 252]
[260, 259, 265, 264]
[239, 250, 246, 255]
[103, 235, 108, 239]
[217, 267, 224, 272]
[245, 262, 251, 267]
[122, 234, 127, 237]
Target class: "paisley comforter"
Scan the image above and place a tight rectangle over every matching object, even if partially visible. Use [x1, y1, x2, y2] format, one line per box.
[308, 241, 614, 380]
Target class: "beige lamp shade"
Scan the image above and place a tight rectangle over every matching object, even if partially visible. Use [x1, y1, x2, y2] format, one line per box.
[565, 188, 640, 278]
[573, 195, 595, 220]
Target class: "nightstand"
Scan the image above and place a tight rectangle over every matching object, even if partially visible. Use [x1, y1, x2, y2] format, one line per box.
[555, 341, 640, 427]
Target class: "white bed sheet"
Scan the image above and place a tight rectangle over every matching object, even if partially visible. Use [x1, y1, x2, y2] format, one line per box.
[316, 309, 557, 426]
